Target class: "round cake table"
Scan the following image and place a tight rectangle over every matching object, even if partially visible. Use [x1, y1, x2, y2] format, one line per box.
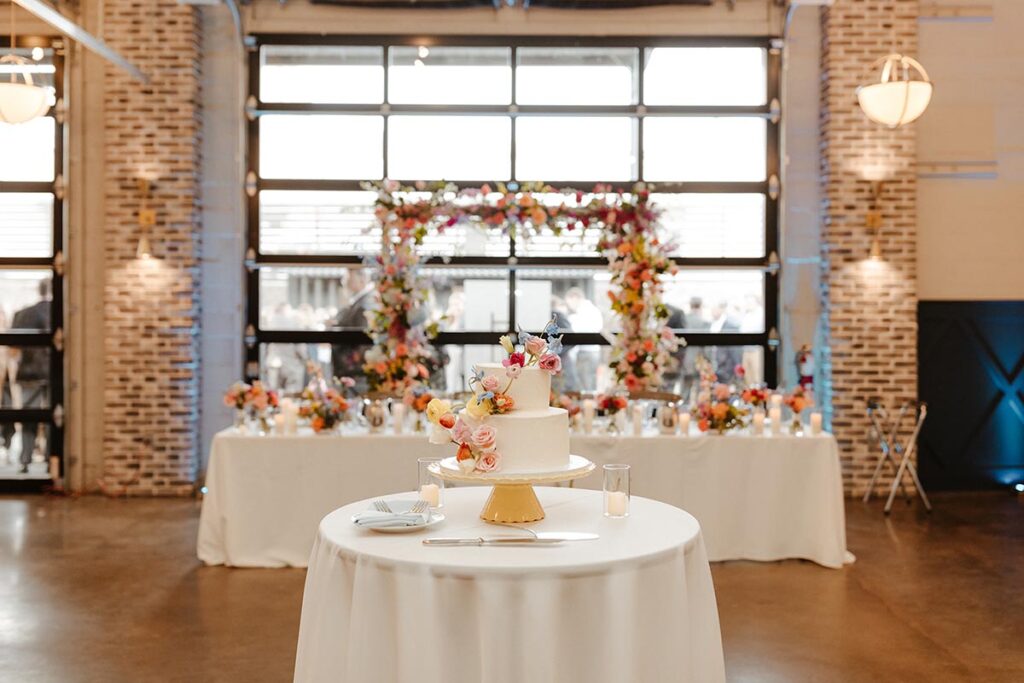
[293, 487, 725, 683]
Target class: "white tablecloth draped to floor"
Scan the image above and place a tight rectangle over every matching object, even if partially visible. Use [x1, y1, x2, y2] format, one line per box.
[293, 487, 725, 683]
[198, 428, 849, 569]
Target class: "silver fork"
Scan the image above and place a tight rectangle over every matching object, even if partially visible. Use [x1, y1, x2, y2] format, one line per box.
[372, 499, 394, 514]
[410, 500, 430, 515]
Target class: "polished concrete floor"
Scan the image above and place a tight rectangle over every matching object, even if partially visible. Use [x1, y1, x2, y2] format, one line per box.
[0, 492, 1021, 683]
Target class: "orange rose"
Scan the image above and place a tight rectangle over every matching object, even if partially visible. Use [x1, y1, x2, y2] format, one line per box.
[698, 418, 710, 432]
[311, 416, 325, 433]
[711, 403, 729, 420]
[456, 443, 473, 461]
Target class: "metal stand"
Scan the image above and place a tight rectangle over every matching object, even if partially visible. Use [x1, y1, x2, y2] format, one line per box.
[863, 400, 932, 514]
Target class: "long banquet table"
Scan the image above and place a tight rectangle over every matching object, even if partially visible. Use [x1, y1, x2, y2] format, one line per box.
[197, 427, 851, 569]
[294, 487, 725, 683]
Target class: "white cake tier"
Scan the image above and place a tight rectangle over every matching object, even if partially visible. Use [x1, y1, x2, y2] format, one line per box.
[459, 407, 570, 474]
[476, 363, 551, 411]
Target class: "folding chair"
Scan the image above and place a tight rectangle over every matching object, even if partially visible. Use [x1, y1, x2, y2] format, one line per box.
[863, 399, 932, 514]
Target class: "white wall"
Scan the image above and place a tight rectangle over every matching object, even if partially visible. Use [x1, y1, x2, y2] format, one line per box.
[917, 0, 1024, 300]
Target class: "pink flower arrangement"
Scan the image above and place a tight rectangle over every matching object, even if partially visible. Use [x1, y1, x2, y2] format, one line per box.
[538, 353, 562, 374]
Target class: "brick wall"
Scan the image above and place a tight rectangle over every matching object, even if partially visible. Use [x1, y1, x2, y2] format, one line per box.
[820, 0, 919, 496]
[101, 1, 202, 495]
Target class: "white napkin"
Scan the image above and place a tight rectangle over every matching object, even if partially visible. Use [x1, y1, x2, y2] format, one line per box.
[352, 510, 430, 529]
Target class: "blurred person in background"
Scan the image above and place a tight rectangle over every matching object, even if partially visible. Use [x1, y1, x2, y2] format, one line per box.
[9, 279, 51, 474]
[565, 287, 602, 392]
[709, 299, 741, 384]
[331, 268, 375, 389]
[680, 297, 710, 401]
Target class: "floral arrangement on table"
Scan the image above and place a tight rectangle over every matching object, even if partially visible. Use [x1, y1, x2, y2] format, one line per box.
[596, 188, 682, 392]
[299, 374, 356, 434]
[736, 366, 771, 410]
[424, 320, 564, 474]
[223, 381, 279, 430]
[596, 394, 629, 416]
[552, 393, 581, 418]
[783, 384, 814, 433]
[361, 180, 682, 395]
[692, 357, 748, 434]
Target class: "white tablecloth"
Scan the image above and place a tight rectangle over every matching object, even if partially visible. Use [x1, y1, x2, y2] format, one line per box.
[198, 428, 849, 568]
[294, 487, 725, 683]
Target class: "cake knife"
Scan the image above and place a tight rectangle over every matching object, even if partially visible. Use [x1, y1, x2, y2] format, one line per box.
[423, 537, 565, 546]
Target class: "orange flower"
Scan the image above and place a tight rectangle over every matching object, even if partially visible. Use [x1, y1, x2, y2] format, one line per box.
[374, 362, 388, 375]
[456, 442, 473, 461]
[711, 403, 729, 421]
[698, 418, 710, 432]
[311, 416, 325, 433]
[395, 343, 408, 357]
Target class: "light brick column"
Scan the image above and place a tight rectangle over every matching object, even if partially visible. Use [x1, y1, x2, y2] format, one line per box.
[101, 1, 202, 495]
[820, 0, 919, 496]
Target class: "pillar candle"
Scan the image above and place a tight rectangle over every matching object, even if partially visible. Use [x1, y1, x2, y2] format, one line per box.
[582, 399, 596, 435]
[770, 393, 783, 410]
[419, 483, 440, 508]
[392, 403, 406, 434]
[273, 414, 285, 434]
[605, 491, 628, 517]
[631, 404, 644, 436]
[810, 411, 823, 435]
[752, 411, 765, 436]
[769, 407, 782, 435]
[679, 412, 691, 436]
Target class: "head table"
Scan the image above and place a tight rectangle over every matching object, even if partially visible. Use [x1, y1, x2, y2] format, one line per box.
[197, 426, 850, 569]
[294, 487, 725, 683]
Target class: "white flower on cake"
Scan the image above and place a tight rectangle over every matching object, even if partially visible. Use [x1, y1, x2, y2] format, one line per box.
[424, 318, 570, 474]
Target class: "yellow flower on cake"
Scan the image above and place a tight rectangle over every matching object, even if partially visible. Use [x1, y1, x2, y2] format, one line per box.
[426, 398, 452, 425]
[465, 395, 491, 419]
[499, 334, 515, 354]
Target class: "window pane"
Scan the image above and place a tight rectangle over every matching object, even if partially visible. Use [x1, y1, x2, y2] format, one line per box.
[388, 47, 511, 105]
[516, 117, 635, 182]
[260, 115, 383, 180]
[1, 270, 52, 332]
[643, 118, 765, 181]
[0, 346, 51, 407]
[0, 418, 52, 477]
[388, 116, 510, 181]
[260, 46, 384, 104]
[653, 193, 765, 258]
[0, 117, 55, 181]
[260, 343, 331, 395]
[662, 270, 764, 334]
[423, 266, 509, 333]
[644, 47, 766, 106]
[260, 191, 379, 255]
[0, 194, 53, 257]
[260, 266, 352, 331]
[515, 268, 612, 334]
[516, 47, 638, 105]
[668, 346, 764, 401]
[438, 344, 508, 395]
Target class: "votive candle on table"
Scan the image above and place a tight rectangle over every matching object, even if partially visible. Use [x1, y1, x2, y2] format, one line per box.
[392, 403, 406, 435]
[631, 403, 644, 436]
[603, 464, 630, 518]
[582, 399, 596, 435]
[679, 412, 691, 436]
[417, 457, 443, 508]
[752, 410, 765, 436]
[273, 413, 286, 434]
[280, 399, 299, 435]
[810, 411, 823, 435]
[769, 407, 782, 435]
[770, 393, 783, 410]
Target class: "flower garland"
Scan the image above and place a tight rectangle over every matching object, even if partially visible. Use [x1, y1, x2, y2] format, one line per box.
[361, 180, 682, 394]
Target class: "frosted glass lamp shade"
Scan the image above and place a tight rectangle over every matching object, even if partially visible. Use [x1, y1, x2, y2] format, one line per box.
[856, 54, 933, 128]
[0, 81, 51, 124]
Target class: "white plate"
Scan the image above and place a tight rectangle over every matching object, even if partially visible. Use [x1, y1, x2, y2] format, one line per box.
[352, 499, 446, 534]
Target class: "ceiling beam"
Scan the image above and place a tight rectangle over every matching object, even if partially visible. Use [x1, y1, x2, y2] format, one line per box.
[12, 0, 148, 83]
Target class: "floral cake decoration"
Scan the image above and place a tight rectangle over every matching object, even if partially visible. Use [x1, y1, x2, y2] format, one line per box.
[425, 319, 563, 473]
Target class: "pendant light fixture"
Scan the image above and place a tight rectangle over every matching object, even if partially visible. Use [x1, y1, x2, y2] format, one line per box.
[856, 53, 933, 128]
[0, 1, 51, 124]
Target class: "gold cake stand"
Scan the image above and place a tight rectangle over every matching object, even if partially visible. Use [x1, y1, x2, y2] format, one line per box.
[429, 455, 596, 523]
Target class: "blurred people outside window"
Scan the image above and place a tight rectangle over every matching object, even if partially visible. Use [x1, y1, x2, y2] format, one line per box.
[565, 287, 602, 392]
[0, 306, 11, 463]
[9, 280, 51, 474]
[331, 268, 375, 391]
[680, 297, 710, 401]
[709, 299, 741, 384]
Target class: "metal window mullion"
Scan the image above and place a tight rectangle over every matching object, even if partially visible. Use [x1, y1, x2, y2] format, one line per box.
[246, 47, 262, 380]
[763, 44, 782, 387]
[382, 44, 390, 180]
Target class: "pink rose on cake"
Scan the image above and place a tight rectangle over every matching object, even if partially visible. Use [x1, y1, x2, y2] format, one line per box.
[505, 364, 522, 379]
[480, 375, 500, 392]
[524, 335, 547, 357]
[475, 450, 502, 473]
[450, 418, 473, 444]
[471, 424, 497, 452]
[538, 353, 562, 375]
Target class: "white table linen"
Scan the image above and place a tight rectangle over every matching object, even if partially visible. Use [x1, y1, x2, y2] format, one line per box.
[293, 487, 725, 683]
[198, 428, 849, 568]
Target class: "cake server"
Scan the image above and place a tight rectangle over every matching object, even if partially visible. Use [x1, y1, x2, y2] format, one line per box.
[423, 537, 564, 546]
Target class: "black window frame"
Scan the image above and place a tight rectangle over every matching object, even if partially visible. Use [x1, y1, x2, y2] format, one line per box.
[0, 36, 66, 490]
[245, 34, 780, 386]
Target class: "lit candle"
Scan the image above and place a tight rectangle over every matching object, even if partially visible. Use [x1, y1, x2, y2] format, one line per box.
[769, 407, 782, 435]
[770, 393, 783, 410]
[273, 413, 285, 434]
[810, 411, 823, 435]
[281, 399, 299, 435]
[582, 399, 596, 435]
[752, 411, 765, 436]
[605, 491, 628, 517]
[419, 483, 440, 508]
[679, 412, 691, 436]
[392, 403, 406, 434]
[631, 404, 644, 436]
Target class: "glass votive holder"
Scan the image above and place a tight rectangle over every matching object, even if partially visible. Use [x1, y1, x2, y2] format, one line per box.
[603, 464, 630, 518]
[417, 457, 443, 509]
